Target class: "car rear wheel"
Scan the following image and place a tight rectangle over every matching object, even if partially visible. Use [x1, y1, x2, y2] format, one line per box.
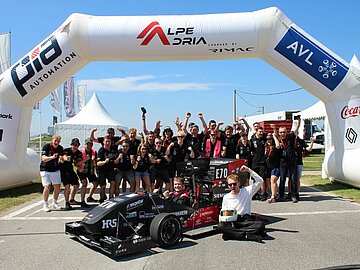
[150, 213, 182, 248]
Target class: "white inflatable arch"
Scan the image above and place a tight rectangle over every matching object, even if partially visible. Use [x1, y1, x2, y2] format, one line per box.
[1, 7, 359, 189]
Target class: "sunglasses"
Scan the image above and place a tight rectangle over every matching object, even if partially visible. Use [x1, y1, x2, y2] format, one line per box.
[177, 136, 184, 139]
[155, 142, 162, 144]
[228, 182, 237, 187]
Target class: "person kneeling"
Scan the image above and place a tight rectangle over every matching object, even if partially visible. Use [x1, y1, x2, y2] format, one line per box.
[163, 177, 191, 207]
[217, 165, 265, 242]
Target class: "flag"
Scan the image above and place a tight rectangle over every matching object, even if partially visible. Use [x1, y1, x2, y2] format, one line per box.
[63, 77, 75, 117]
[0, 32, 10, 74]
[50, 85, 62, 114]
[33, 102, 40, 110]
[77, 84, 87, 111]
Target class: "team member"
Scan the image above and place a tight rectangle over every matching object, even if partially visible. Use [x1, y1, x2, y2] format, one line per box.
[91, 127, 123, 151]
[150, 138, 171, 192]
[278, 118, 301, 203]
[61, 138, 83, 210]
[250, 126, 268, 200]
[217, 165, 265, 242]
[204, 131, 223, 158]
[40, 134, 64, 212]
[133, 144, 153, 192]
[77, 138, 98, 205]
[97, 136, 117, 203]
[294, 135, 314, 197]
[222, 125, 241, 159]
[163, 177, 191, 206]
[166, 130, 195, 179]
[264, 126, 282, 203]
[183, 112, 208, 158]
[114, 141, 136, 193]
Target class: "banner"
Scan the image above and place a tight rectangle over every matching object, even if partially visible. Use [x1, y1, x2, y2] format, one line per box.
[63, 77, 76, 117]
[77, 84, 87, 111]
[53, 116, 58, 125]
[50, 85, 62, 114]
[0, 32, 10, 74]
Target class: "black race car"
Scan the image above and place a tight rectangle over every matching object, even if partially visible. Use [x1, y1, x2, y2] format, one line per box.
[65, 158, 247, 257]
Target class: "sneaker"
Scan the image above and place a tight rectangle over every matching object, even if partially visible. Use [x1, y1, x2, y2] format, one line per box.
[81, 201, 90, 208]
[291, 196, 298, 203]
[52, 202, 61, 210]
[266, 197, 276, 203]
[252, 193, 260, 201]
[43, 204, 50, 212]
[276, 196, 284, 202]
[260, 193, 267, 202]
[245, 234, 263, 243]
[87, 197, 98, 203]
[99, 198, 105, 204]
[64, 202, 73, 211]
[222, 234, 230, 241]
[69, 199, 81, 205]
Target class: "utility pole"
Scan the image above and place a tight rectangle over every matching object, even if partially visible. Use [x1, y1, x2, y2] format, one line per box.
[233, 89, 237, 122]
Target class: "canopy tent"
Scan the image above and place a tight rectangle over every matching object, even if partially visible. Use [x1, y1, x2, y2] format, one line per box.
[55, 92, 127, 149]
[297, 100, 326, 120]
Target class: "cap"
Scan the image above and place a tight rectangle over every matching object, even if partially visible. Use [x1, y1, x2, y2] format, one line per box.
[85, 138, 93, 144]
[163, 126, 172, 131]
[241, 132, 248, 137]
[71, 138, 80, 145]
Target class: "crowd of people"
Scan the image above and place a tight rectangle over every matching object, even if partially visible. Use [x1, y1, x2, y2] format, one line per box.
[39, 109, 314, 213]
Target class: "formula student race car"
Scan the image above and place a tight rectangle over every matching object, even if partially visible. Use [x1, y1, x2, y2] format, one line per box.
[65, 158, 247, 257]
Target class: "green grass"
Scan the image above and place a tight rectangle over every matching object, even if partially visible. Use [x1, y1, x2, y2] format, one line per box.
[0, 183, 43, 213]
[303, 152, 324, 171]
[302, 175, 360, 204]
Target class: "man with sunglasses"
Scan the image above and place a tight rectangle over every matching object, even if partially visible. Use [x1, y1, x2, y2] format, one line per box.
[217, 165, 265, 242]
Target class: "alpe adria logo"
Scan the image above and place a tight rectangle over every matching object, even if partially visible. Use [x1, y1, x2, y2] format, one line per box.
[137, 21, 170, 46]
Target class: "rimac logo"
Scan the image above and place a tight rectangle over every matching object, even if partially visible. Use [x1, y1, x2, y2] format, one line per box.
[137, 21, 170, 46]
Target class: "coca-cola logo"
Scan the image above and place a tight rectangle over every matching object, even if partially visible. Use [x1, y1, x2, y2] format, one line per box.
[340, 105, 360, 119]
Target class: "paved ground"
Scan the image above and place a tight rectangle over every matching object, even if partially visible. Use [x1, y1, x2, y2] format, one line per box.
[1, 185, 360, 270]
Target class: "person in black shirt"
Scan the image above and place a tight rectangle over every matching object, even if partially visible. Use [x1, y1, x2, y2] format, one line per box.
[150, 138, 170, 192]
[127, 128, 141, 156]
[250, 126, 268, 200]
[97, 136, 117, 203]
[222, 125, 240, 159]
[40, 134, 64, 212]
[183, 112, 208, 158]
[166, 130, 195, 179]
[264, 128, 282, 203]
[278, 119, 301, 203]
[294, 136, 314, 196]
[61, 138, 83, 210]
[114, 141, 136, 193]
[91, 127, 123, 152]
[133, 144, 153, 192]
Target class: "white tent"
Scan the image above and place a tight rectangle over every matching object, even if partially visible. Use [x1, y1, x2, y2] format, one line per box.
[298, 101, 326, 120]
[55, 92, 127, 149]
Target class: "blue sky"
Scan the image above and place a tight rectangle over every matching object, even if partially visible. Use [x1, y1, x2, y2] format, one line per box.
[1, 1, 359, 136]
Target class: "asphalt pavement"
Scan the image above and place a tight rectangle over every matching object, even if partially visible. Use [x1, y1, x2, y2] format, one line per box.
[1, 185, 360, 270]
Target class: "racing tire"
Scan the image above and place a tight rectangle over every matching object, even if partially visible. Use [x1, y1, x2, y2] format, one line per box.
[150, 213, 182, 248]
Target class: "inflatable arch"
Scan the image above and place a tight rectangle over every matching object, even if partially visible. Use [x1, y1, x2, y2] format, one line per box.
[0, 7, 359, 189]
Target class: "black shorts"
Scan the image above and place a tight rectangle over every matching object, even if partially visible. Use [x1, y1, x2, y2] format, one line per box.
[150, 167, 170, 184]
[97, 171, 115, 186]
[60, 169, 79, 186]
[77, 172, 98, 183]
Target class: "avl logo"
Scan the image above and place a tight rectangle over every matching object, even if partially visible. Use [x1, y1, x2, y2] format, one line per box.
[275, 27, 348, 91]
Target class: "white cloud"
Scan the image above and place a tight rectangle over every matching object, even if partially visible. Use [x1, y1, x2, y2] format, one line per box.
[78, 75, 211, 92]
